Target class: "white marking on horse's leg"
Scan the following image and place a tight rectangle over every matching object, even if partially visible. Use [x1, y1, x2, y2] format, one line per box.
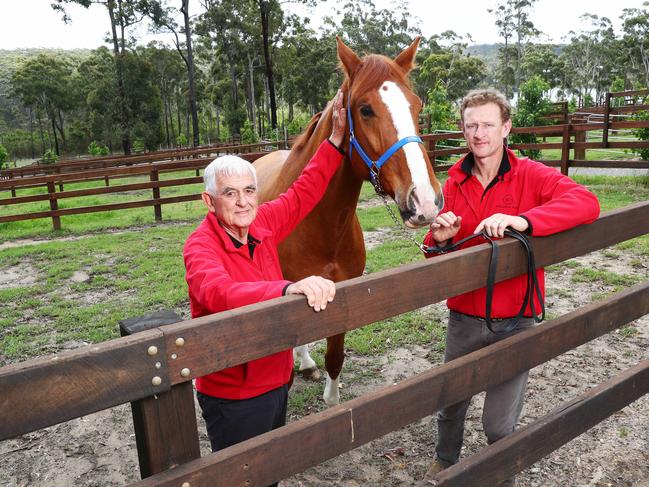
[324, 372, 340, 406]
[294, 344, 316, 371]
[378, 81, 437, 217]
[349, 408, 355, 443]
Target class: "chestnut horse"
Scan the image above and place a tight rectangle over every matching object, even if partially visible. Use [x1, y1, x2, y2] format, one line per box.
[254, 37, 443, 405]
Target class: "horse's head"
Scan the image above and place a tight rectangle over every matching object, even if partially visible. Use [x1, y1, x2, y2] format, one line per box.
[337, 37, 444, 228]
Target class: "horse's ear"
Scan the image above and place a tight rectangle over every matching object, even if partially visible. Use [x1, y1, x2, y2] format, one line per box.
[336, 36, 361, 77]
[394, 37, 421, 73]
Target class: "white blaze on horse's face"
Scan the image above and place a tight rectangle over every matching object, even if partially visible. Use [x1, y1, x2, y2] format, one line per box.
[378, 81, 441, 227]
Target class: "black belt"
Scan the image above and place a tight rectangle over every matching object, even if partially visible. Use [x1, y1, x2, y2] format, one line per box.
[459, 313, 518, 323]
[423, 229, 545, 335]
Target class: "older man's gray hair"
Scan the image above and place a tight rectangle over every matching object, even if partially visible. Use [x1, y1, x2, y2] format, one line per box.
[203, 155, 258, 195]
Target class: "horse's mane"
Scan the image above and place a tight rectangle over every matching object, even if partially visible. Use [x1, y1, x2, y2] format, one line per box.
[290, 110, 325, 154]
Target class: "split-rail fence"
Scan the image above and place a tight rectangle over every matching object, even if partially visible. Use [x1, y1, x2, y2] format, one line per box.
[1, 201, 649, 486]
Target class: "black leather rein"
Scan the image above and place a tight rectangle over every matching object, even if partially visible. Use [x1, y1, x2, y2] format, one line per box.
[422, 228, 545, 334]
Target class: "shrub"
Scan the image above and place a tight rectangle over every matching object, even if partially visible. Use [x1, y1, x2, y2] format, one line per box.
[632, 111, 649, 160]
[88, 141, 110, 156]
[240, 120, 259, 144]
[511, 75, 552, 159]
[40, 149, 59, 165]
[132, 139, 146, 153]
[0, 144, 8, 170]
[174, 134, 187, 147]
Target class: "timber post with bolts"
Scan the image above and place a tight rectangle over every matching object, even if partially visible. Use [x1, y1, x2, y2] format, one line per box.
[119, 310, 200, 479]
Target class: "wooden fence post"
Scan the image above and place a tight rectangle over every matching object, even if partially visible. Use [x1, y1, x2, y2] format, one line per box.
[46, 181, 61, 231]
[603, 92, 611, 148]
[560, 125, 571, 176]
[150, 170, 162, 222]
[429, 137, 437, 170]
[119, 310, 201, 479]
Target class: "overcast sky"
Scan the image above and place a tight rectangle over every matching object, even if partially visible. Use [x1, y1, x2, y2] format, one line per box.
[0, 0, 641, 51]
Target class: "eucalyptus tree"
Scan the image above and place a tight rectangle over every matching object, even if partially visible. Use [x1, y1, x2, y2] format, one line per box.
[52, 0, 146, 154]
[330, 0, 417, 57]
[621, 3, 649, 88]
[520, 44, 562, 91]
[489, 0, 541, 98]
[138, 0, 201, 146]
[139, 43, 186, 147]
[194, 0, 254, 136]
[275, 17, 338, 117]
[11, 54, 74, 156]
[560, 14, 617, 105]
[414, 32, 486, 103]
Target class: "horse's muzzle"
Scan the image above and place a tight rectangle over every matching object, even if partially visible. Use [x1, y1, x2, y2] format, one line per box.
[402, 186, 444, 228]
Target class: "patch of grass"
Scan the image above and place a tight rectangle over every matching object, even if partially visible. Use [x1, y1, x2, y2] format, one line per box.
[346, 309, 445, 356]
[364, 231, 428, 273]
[287, 382, 324, 416]
[618, 325, 637, 339]
[570, 267, 639, 287]
[0, 224, 195, 363]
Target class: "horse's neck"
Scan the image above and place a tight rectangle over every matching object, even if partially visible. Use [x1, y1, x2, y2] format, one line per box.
[278, 108, 364, 227]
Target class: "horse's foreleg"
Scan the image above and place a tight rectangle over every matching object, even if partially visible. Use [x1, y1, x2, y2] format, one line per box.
[293, 344, 321, 380]
[323, 333, 346, 406]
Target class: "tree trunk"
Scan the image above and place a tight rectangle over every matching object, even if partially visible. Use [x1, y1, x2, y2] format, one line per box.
[164, 99, 171, 148]
[185, 109, 190, 144]
[107, 0, 131, 155]
[50, 113, 60, 156]
[248, 55, 257, 130]
[180, 0, 200, 147]
[56, 109, 67, 152]
[29, 107, 35, 159]
[177, 98, 182, 144]
[215, 106, 220, 141]
[259, 1, 277, 129]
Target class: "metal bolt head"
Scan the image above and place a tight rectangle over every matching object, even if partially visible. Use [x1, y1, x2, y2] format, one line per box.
[181, 483, 190, 487]
[147, 346, 158, 356]
[171, 353, 178, 360]
[180, 368, 191, 378]
[151, 376, 162, 386]
[175, 337, 185, 347]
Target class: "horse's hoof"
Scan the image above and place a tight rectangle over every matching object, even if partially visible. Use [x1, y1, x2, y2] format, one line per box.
[323, 393, 340, 406]
[298, 367, 322, 381]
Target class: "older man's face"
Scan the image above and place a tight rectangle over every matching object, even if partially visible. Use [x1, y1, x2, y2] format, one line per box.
[208, 173, 258, 237]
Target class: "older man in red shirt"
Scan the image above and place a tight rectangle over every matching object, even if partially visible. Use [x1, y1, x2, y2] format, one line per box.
[184, 92, 345, 476]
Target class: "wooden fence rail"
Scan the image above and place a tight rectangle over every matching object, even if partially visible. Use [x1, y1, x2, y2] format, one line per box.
[0, 139, 292, 180]
[423, 118, 649, 175]
[1, 202, 648, 486]
[417, 356, 649, 486]
[133, 281, 649, 487]
[2, 117, 648, 230]
[0, 152, 267, 230]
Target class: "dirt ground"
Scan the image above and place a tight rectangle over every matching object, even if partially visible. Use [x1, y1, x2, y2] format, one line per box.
[1, 238, 648, 486]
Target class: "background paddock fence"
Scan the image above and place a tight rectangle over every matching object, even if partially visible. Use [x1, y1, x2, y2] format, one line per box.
[2, 90, 648, 231]
[1, 202, 648, 485]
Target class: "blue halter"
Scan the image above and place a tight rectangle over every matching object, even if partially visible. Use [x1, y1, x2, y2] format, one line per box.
[346, 92, 424, 193]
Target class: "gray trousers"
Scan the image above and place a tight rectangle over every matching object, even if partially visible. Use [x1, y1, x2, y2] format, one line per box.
[435, 311, 535, 466]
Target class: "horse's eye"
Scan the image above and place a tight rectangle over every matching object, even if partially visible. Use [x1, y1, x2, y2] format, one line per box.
[359, 105, 374, 118]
